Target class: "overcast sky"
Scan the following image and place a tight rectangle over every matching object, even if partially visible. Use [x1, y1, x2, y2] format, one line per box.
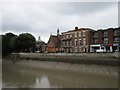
[1, 2, 118, 43]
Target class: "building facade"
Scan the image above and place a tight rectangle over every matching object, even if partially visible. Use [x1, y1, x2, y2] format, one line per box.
[90, 27, 120, 52]
[61, 27, 94, 53]
[36, 36, 47, 53]
[47, 29, 62, 53]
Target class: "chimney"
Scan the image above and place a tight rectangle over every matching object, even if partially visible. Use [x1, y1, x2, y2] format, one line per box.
[75, 27, 78, 30]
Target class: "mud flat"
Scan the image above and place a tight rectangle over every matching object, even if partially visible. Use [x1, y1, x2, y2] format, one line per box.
[3, 60, 118, 88]
[4, 60, 117, 76]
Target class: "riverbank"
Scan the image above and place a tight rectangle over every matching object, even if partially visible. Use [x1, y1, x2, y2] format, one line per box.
[3, 60, 118, 76]
[3, 52, 119, 75]
[5, 52, 119, 66]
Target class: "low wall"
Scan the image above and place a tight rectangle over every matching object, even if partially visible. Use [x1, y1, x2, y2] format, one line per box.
[9, 52, 119, 66]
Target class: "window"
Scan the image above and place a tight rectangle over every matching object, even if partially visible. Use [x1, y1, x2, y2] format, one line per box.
[66, 41, 69, 47]
[93, 32, 98, 38]
[79, 31, 82, 37]
[63, 42, 66, 46]
[103, 38, 108, 44]
[75, 39, 77, 46]
[83, 38, 86, 45]
[114, 37, 120, 43]
[70, 34, 72, 38]
[75, 32, 77, 37]
[66, 35, 68, 38]
[83, 31, 86, 36]
[93, 39, 98, 44]
[79, 39, 82, 45]
[103, 31, 108, 37]
[114, 30, 119, 36]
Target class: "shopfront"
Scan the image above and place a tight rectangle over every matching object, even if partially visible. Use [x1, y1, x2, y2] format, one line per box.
[113, 44, 120, 52]
[101, 44, 113, 52]
[90, 44, 106, 52]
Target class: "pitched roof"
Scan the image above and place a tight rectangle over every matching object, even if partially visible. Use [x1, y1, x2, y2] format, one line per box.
[47, 35, 61, 48]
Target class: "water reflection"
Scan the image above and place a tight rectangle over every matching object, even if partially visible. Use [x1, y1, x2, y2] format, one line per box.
[2, 62, 118, 88]
[34, 76, 50, 88]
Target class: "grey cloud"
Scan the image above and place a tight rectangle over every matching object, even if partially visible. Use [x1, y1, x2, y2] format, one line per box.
[39, 2, 117, 15]
[2, 2, 118, 42]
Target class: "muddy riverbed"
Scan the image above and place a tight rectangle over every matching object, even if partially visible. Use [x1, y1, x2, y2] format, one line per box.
[2, 60, 118, 88]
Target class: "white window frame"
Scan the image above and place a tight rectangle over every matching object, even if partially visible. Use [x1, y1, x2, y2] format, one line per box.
[74, 32, 77, 37]
[74, 39, 77, 47]
[83, 31, 86, 36]
[70, 34, 72, 38]
[79, 39, 82, 46]
[83, 38, 86, 45]
[66, 35, 68, 38]
[79, 31, 82, 37]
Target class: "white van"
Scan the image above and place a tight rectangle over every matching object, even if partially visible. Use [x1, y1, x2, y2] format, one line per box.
[96, 49, 104, 52]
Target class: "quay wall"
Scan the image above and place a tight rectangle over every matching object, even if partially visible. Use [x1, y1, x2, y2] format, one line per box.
[8, 52, 120, 66]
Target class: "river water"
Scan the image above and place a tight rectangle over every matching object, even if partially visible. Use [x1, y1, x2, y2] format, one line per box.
[2, 61, 118, 88]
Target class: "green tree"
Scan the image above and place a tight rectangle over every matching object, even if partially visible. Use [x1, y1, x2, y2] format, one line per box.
[16, 33, 36, 52]
[2, 32, 17, 56]
[2, 32, 36, 57]
[9, 36, 20, 52]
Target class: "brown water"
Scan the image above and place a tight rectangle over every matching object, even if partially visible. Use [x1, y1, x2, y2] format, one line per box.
[2, 61, 118, 88]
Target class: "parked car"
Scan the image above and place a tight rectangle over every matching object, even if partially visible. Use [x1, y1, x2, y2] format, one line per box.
[35, 51, 40, 53]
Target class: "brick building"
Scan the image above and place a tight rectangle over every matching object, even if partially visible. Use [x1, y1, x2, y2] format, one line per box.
[90, 27, 120, 52]
[47, 29, 62, 53]
[61, 27, 94, 53]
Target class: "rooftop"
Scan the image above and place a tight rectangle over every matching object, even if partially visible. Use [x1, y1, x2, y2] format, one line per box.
[36, 36, 44, 43]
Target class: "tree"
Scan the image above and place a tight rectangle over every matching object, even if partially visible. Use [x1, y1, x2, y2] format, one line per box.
[2, 32, 36, 57]
[2, 32, 17, 56]
[16, 33, 36, 52]
[9, 36, 20, 52]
